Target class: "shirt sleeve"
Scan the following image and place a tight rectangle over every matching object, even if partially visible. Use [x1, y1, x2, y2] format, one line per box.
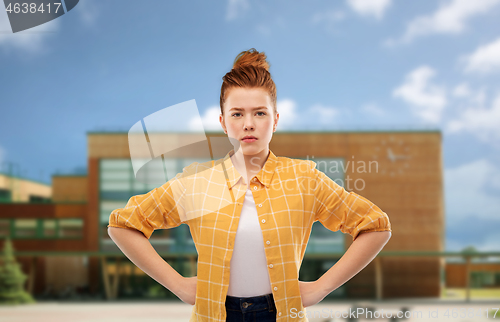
[107, 172, 187, 239]
[312, 165, 391, 242]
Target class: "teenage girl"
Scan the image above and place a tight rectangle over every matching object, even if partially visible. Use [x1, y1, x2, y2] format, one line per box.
[108, 48, 391, 322]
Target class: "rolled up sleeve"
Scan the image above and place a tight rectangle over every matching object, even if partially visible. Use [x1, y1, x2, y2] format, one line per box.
[108, 176, 186, 239]
[312, 167, 391, 242]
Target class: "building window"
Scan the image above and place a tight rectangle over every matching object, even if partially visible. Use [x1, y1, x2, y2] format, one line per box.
[29, 195, 51, 203]
[59, 219, 83, 238]
[2, 219, 82, 239]
[0, 188, 11, 203]
[13, 219, 38, 238]
[495, 273, 500, 286]
[43, 219, 57, 237]
[0, 219, 9, 237]
[99, 157, 203, 252]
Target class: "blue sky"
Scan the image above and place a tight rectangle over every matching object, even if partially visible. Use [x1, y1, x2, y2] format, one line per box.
[0, 0, 499, 252]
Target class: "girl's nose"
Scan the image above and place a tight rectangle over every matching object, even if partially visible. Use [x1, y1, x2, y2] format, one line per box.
[243, 116, 255, 130]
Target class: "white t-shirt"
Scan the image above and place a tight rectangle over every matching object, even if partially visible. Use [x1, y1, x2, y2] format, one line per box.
[226, 188, 273, 297]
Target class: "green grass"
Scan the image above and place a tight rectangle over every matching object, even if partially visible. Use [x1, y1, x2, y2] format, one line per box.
[489, 309, 500, 319]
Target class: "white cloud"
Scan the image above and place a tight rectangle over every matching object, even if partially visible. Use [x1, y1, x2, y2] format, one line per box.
[462, 37, 500, 74]
[388, 0, 500, 45]
[446, 92, 500, 146]
[452, 82, 486, 105]
[0, 6, 60, 54]
[346, 0, 392, 20]
[190, 105, 224, 132]
[393, 66, 447, 123]
[452, 82, 471, 98]
[307, 104, 340, 124]
[226, 0, 250, 22]
[275, 99, 298, 130]
[445, 159, 500, 222]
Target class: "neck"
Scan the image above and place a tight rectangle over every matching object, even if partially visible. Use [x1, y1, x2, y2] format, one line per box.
[230, 147, 270, 180]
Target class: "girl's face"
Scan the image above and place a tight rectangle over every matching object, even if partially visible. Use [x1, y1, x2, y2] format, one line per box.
[219, 87, 279, 156]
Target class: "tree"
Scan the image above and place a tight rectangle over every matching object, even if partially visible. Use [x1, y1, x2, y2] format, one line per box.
[0, 237, 35, 304]
[461, 246, 477, 253]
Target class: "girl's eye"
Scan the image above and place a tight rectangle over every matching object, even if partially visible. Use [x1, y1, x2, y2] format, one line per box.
[231, 111, 266, 117]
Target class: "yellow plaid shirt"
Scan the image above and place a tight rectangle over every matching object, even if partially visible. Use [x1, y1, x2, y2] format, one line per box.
[108, 149, 391, 321]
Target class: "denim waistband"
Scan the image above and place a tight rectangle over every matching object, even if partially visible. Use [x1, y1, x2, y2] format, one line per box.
[225, 293, 275, 313]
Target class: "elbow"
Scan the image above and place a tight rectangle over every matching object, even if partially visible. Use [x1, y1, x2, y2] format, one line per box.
[383, 230, 392, 244]
[107, 226, 116, 240]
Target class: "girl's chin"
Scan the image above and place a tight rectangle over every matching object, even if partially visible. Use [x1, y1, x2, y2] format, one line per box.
[241, 147, 265, 155]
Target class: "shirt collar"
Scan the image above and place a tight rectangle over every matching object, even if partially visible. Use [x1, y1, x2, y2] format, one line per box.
[220, 149, 278, 189]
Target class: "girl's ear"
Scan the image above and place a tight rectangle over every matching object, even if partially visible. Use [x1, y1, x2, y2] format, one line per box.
[219, 114, 227, 134]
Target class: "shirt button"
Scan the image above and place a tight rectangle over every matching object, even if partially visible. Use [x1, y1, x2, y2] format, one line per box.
[278, 312, 282, 316]
[266, 240, 270, 245]
[261, 219, 266, 223]
[274, 286, 278, 291]
[253, 186, 257, 190]
[269, 264, 273, 268]
[253, 177, 257, 181]
[258, 204, 262, 207]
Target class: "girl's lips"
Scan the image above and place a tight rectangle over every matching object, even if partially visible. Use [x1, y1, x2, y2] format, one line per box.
[242, 138, 257, 142]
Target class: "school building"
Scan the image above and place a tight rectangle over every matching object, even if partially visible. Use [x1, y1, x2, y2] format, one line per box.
[0, 130, 457, 300]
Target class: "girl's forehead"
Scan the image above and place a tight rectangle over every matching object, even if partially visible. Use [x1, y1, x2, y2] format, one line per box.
[228, 88, 268, 98]
[226, 89, 272, 106]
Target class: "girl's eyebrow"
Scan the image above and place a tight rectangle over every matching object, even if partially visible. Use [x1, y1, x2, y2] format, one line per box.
[229, 106, 268, 111]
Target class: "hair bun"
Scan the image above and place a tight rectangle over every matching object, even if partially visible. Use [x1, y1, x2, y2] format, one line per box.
[232, 48, 270, 71]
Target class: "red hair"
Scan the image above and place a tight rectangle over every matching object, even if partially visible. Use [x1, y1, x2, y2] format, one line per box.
[220, 48, 277, 116]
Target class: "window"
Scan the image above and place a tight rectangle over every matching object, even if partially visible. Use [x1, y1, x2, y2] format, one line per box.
[99, 157, 209, 252]
[0, 219, 9, 237]
[2, 219, 83, 239]
[0, 188, 11, 203]
[14, 219, 37, 238]
[29, 195, 51, 203]
[307, 223, 344, 254]
[495, 272, 500, 286]
[59, 219, 83, 238]
[43, 219, 57, 237]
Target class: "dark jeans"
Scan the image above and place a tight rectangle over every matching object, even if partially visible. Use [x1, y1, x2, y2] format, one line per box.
[225, 293, 277, 322]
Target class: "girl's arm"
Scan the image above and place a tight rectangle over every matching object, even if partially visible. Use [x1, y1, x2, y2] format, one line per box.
[300, 230, 391, 307]
[108, 226, 197, 304]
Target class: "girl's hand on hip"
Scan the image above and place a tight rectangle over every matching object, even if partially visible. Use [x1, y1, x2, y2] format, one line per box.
[299, 280, 329, 308]
[177, 276, 197, 305]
